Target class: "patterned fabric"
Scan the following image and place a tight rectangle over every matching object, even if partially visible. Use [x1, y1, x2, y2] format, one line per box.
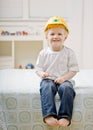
[0, 69, 93, 130]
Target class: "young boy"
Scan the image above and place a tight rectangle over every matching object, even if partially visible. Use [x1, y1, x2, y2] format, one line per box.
[35, 16, 79, 127]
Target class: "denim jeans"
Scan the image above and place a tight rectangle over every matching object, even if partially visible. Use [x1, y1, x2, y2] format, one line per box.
[40, 78, 76, 123]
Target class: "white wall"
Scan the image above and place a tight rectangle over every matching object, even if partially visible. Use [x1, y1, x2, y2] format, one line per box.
[82, 0, 93, 69]
[68, 0, 93, 69]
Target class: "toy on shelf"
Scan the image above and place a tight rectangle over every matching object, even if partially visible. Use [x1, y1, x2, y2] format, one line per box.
[0, 30, 28, 36]
[18, 65, 23, 69]
[25, 63, 34, 69]
[18, 63, 34, 69]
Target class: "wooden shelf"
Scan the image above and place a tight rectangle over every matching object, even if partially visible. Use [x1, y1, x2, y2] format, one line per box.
[0, 35, 43, 41]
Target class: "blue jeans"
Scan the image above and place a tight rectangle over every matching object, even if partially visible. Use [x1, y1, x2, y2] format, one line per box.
[40, 78, 76, 123]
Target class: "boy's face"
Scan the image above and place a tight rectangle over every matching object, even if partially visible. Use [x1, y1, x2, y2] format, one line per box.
[46, 28, 67, 51]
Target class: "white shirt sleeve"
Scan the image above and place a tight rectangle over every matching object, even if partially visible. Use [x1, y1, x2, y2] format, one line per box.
[68, 49, 79, 72]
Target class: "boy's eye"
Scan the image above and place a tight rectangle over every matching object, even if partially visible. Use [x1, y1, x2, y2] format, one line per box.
[50, 33, 55, 35]
[50, 33, 63, 36]
[58, 33, 62, 35]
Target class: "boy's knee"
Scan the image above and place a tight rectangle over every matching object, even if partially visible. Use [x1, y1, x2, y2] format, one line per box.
[58, 81, 75, 95]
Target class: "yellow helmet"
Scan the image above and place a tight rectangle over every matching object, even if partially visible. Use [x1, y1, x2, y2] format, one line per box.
[44, 16, 69, 33]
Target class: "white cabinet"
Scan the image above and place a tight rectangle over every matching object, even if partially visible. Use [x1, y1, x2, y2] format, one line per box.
[0, 0, 73, 21]
[0, 36, 43, 69]
[0, 40, 14, 69]
[0, 20, 45, 69]
[0, 0, 23, 20]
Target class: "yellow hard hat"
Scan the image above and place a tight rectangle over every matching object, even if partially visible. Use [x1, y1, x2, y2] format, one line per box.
[44, 16, 69, 33]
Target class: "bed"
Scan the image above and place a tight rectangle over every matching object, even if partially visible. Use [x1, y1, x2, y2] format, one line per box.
[0, 69, 93, 130]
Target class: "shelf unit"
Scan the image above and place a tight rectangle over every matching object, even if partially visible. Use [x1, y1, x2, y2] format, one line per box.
[0, 35, 43, 69]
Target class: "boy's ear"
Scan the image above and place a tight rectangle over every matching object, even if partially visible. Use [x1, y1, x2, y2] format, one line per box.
[64, 34, 68, 40]
[64, 36, 67, 41]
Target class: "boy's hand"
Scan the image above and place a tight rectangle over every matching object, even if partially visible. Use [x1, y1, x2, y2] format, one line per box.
[38, 71, 51, 79]
[54, 71, 77, 84]
[54, 77, 65, 84]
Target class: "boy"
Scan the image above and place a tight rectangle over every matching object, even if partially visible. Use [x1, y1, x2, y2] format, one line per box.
[35, 16, 79, 127]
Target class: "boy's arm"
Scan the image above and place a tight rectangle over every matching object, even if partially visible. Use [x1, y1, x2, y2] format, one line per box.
[55, 71, 77, 84]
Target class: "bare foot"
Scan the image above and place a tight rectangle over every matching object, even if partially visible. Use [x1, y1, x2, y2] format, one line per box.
[58, 118, 70, 127]
[45, 116, 58, 126]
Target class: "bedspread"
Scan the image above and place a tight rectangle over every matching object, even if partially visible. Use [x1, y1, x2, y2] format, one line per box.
[0, 69, 93, 130]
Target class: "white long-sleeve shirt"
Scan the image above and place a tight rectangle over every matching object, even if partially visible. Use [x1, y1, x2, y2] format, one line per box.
[36, 46, 79, 80]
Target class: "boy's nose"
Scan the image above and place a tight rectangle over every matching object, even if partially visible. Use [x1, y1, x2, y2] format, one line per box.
[54, 35, 58, 38]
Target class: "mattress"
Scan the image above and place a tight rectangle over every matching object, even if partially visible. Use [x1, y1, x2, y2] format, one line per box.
[0, 69, 93, 130]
